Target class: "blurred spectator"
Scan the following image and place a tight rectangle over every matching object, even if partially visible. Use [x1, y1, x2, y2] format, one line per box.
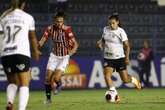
[137, 39, 154, 87]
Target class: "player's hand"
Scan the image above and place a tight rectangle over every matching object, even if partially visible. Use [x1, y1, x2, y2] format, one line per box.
[125, 57, 130, 65]
[96, 40, 103, 50]
[68, 49, 76, 56]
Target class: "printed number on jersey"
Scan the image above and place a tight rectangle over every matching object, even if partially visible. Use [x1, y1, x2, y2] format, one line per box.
[5, 25, 21, 44]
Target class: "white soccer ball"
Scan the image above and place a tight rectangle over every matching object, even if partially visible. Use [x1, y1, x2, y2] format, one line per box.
[105, 90, 119, 103]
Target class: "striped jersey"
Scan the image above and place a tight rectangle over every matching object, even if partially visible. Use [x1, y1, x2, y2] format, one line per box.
[43, 25, 75, 56]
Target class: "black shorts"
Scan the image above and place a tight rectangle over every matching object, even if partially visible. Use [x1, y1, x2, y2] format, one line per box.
[104, 58, 126, 72]
[1, 54, 30, 74]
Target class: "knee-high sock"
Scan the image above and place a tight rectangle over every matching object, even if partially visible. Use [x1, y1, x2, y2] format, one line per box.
[45, 84, 51, 100]
[7, 84, 18, 104]
[19, 86, 29, 110]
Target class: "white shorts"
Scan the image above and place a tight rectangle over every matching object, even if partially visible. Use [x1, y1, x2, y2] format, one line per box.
[46, 53, 70, 72]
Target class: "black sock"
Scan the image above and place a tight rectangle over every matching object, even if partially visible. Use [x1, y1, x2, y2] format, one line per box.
[45, 84, 51, 100]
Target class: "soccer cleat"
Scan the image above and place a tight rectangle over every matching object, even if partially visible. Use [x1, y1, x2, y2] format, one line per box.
[44, 99, 52, 105]
[6, 102, 13, 110]
[53, 82, 62, 95]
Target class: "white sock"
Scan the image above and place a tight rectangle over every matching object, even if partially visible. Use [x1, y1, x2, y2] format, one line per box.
[7, 84, 18, 104]
[19, 86, 29, 110]
[109, 86, 116, 91]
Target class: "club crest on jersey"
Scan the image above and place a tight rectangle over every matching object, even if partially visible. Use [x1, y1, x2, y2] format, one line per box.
[16, 64, 25, 70]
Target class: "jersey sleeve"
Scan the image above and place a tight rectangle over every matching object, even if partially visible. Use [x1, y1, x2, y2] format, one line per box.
[29, 16, 35, 31]
[120, 28, 128, 42]
[65, 26, 76, 48]
[43, 26, 51, 39]
[66, 26, 75, 39]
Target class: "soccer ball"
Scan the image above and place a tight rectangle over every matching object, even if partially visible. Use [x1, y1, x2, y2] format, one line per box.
[105, 90, 120, 103]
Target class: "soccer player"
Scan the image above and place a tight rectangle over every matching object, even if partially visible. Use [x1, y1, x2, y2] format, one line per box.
[97, 13, 141, 102]
[38, 11, 78, 104]
[0, 0, 40, 110]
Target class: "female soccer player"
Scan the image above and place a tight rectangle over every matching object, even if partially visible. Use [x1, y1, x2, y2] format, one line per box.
[0, 0, 40, 110]
[97, 14, 141, 102]
[39, 11, 78, 104]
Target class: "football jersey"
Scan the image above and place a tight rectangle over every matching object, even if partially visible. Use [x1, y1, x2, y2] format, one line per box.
[102, 26, 128, 59]
[0, 9, 35, 57]
[43, 25, 75, 56]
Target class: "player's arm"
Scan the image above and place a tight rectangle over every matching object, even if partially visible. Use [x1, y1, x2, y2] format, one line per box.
[38, 27, 50, 48]
[123, 40, 130, 65]
[29, 31, 40, 61]
[38, 36, 47, 48]
[69, 37, 79, 56]
[96, 38, 105, 50]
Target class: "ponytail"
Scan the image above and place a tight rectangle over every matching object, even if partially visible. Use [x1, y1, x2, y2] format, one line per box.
[11, 0, 26, 9]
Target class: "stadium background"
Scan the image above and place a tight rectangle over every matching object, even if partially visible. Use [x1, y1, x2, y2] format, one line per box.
[0, 0, 165, 90]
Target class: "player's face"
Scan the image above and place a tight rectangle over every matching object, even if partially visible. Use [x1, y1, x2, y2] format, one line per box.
[54, 17, 64, 29]
[108, 19, 119, 30]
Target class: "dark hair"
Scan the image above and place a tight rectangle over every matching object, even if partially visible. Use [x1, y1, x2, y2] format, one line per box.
[11, 0, 26, 8]
[109, 13, 122, 27]
[53, 11, 66, 19]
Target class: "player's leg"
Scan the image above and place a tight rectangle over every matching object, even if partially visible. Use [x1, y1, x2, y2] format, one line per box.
[119, 69, 141, 89]
[10, 54, 31, 110]
[116, 58, 141, 90]
[44, 53, 57, 103]
[6, 73, 18, 110]
[104, 67, 120, 102]
[1, 56, 18, 110]
[103, 59, 118, 91]
[51, 55, 70, 94]
[104, 67, 115, 90]
[145, 68, 151, 87]
[51, 69, 63, 94]
[17, 71, 31, 110]
[44, 69, 54, 103]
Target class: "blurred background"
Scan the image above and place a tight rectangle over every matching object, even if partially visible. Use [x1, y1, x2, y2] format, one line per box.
[0, 0, 165, 90]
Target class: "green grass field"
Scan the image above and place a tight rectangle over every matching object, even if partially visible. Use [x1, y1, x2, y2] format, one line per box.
[0, 88, 165, 110]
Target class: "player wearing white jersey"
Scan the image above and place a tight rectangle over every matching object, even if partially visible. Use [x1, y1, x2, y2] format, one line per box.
[0, 0, 40, 110]
[97, 14, 141, 102]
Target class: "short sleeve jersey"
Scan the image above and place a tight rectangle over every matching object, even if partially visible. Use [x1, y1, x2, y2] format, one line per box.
[0, 9, 35, 57]
[43, 25, 75, 56]
[102, 26, 128, 59]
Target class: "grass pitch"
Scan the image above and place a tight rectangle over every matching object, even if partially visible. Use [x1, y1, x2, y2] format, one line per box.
[0, 88, 165, 110]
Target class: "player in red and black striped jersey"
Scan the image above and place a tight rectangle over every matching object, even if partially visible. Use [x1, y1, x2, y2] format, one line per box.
[39, 11, 78, 104]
